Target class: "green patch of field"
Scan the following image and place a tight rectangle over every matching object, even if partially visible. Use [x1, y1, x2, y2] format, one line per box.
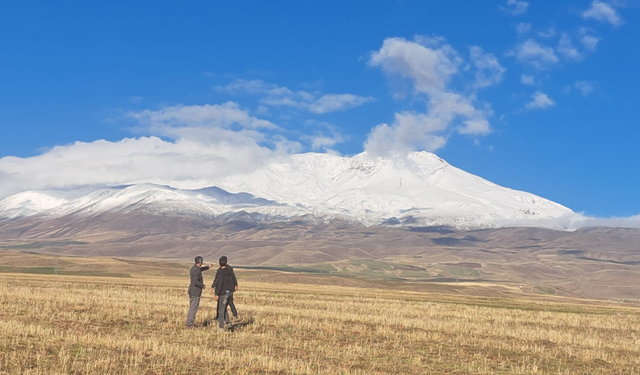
[236, 264, 336, 274]
[440, 265, 482, 277]
[535, 286, 558, 295]
[357, 260, 395, 271]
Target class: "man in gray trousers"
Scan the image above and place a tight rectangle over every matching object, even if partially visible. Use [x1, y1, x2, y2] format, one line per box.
[186, 256, 212, 328]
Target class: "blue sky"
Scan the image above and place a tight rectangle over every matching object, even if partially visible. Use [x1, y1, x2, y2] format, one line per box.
[0, 0, 638, 217]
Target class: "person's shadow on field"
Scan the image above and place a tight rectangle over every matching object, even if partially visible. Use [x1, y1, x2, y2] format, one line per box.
[203, 316, 254, 332]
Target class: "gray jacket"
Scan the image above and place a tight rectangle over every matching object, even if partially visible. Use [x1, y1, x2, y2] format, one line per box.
[187, 265, 210, 297]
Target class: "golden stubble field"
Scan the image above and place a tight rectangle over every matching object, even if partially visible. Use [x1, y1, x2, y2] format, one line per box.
[1, 272, 640, 374]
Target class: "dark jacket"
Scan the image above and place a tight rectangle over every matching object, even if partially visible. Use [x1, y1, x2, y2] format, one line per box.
[188, 264, 210, 297]
[212, 266, 238, 296]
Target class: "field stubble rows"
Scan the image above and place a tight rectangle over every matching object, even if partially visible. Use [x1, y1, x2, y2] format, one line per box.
[1, 274, 639, 374]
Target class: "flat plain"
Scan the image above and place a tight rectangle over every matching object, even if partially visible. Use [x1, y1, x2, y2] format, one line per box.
[1, 253, 640, 374]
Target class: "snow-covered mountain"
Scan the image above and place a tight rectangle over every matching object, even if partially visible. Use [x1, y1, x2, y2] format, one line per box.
[0, 152, 574, 228]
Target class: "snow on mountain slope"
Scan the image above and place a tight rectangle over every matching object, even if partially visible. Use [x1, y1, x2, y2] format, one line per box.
[0, 184, 308, 220]
[209, 152, 573, 226]
[0, 152, 574, 228]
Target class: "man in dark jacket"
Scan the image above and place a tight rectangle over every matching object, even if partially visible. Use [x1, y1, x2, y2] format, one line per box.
[210, 255, 238, 329]
[186, 256, 213, 328]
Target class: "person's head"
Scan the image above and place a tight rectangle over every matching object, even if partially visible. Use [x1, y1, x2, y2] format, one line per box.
[219, 256, 228, 267]
[194, 256, 203, 266]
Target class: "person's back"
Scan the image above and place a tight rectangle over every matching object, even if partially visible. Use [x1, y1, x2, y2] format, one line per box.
[213, 266, 237, 296]
[211, 256, 238, 329]
[188, 265, 206, 297]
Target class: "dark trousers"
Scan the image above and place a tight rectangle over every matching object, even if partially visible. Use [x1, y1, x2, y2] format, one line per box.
[186, 296, 200, 327]
[218, 291, 237, 328]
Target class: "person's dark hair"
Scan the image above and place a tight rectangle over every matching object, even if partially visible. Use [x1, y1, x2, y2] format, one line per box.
[219, 256, 228, 267]
[194, 256, 203, 265]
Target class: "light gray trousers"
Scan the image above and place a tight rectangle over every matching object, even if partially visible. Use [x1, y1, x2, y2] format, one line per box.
[186, 296, 200, 327]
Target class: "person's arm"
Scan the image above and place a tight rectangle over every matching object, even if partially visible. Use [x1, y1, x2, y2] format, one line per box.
[232, 270, 238, 291]
[191, 269, 205, 289]
[214, 276, 223, 297]
[200, 265, 210, 271]
[210, 269, 219, 293]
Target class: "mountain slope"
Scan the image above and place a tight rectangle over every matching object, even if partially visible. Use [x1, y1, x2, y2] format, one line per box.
[0, 151, 573, 228]
[209, 151, 573, 227]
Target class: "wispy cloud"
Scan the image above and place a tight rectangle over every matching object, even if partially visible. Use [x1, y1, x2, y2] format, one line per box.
[579, 28, 601, 51]
[215, 79, 374, 114]
[129, 102, 279, 132]
[537, 27, 556, 38]
[501, 0, 529, 15]
[470, 46, 506, 89]
[302, 120, 345, 152]
[557, 34, 583, 61]
[574, 80, 596, 96]
[582, 1, 622, 26]
[516, 22, 531, 34]
[526, 91, 555, 109]
[510, 39, 559, 70]
[496, 213, 640, 230]
[521, 75, 535, 86]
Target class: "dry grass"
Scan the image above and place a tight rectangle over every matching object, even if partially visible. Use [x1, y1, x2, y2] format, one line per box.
[1, 273, 640, 374]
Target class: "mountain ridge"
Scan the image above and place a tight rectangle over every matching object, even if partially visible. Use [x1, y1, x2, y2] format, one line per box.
[0, 151, 574, 229]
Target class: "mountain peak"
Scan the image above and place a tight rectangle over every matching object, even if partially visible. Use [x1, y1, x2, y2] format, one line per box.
[0, 152, 573, 228]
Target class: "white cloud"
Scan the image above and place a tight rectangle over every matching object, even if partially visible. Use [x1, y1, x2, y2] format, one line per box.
[574, 80, 596, 96]
[369, 36, 461, 95]
[460, 119, 492, 135]
[557, 34, 583, 61]
[496, 212, 640, 230]
[526, 91, 556, 109]
[469, 46, 506, 89]
[501, 0, 529, 15]
[308, 134, 344, 151]
[130, 102, 279, 132]
[578, 28, 601, 51]
[255, 105, 270, 115]
[364, 113, 448, 155]
[516, 22, 532, 34]
[215, 79, 374, 114]
[128, 96, 144, 103]
[572, 214, 640, 229]
[582, 1, 622, 26]
[511, 39, 559, 70]
[537, 27, 556, 38]
[521, 75, 535, 86]
[301, 120, 345, 152]
[215, 79, 292, 96]
[365, 37, 494, 156]
[581, 35, 600, 51]
[0, 137, 282, 199]
[306, 94, 374, 114]
[0, 103, 302, 199]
